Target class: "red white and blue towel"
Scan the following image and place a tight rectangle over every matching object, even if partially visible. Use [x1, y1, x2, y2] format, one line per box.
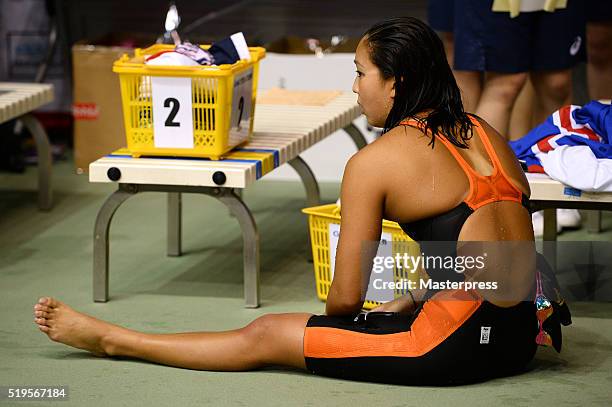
[510, 101, 612, 173]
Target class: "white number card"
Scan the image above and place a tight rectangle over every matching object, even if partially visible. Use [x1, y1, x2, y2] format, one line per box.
[151, 77, 194, 149]
[228, 68, 253, 146]
[328, 223, 395, 303]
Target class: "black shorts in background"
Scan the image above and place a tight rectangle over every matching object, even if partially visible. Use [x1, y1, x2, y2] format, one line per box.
[428, 0, 454, 32]
[586, 0, 612, 23]
[453, 0, 586, 73]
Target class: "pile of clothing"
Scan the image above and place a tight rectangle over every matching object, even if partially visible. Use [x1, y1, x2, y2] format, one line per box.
[145, 32, 251, 67]
[510, 101, 611, 236]
[510, 101, 612, 192]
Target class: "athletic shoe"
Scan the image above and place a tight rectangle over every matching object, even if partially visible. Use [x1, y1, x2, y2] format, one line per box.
[557, 209, 582, 229]
[532, 211, 561, 238]
[532, 209, 582, 237]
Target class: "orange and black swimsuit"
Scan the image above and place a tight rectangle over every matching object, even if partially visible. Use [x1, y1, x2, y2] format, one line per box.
[302, 117, 538, 385]
[399, 117, 530, 242]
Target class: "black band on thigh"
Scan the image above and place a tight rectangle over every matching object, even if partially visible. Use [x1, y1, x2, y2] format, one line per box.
[306, 311, 414, 335]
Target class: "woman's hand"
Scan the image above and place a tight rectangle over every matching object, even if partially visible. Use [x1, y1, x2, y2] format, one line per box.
[369, 294, 416, 315]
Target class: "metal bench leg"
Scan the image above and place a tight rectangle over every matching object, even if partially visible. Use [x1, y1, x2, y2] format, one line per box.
[228, 189, 243, 218]
[587, 210, 602, 234]
[217, 189, 260, 308]
[167, 192, 182, 256]
[21, 114, 52, 210]
[343, 122, 368, 150]
[288, 156, 318, 263]
[93, 185, 136, 302]
[288, 156, 320, 207]
[542, 208, 558, 270]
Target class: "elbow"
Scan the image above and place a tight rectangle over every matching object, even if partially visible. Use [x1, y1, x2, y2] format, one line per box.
[325, 280, 363, 316]
[325, 296, 363, 317]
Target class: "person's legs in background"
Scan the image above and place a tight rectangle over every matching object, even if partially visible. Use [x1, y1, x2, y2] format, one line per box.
[455, 70, 483, 113]
[530, 69, 573, 125]
[438, 19, 484, 113]
[475, 72, 527, 137]
[453, 0, 532, 137]
[427, 0, 455, 62]
[581, 0, 612, 235]
[530, 0, 585, 124]
[587, 22, 612, 100]
[586, 0, 612, 100]
[428, 0, 482, 113]
[508, 79, 536, 141]
[508, 69, 573, 143]
[529, 1, 587, 235]
[440, 31, 454, 64]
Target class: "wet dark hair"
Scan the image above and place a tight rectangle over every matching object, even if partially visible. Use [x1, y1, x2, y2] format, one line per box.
[364, 16, 473, 148]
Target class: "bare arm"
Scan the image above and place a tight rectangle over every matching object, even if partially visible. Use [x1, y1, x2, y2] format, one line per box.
[369, 286, 429, 314]
[325, 149, 385, 316]
[369, 295, 417, 315]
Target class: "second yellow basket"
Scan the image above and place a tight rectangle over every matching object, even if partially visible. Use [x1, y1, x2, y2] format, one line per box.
[302, 203, 421, 310]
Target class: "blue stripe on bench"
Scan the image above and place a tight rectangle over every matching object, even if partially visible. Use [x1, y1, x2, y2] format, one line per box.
[105, 154, 263, 179]
[235, 148, 280, 167]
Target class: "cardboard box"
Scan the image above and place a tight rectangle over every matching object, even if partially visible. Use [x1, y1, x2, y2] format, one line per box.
[72, 34, 154, 173]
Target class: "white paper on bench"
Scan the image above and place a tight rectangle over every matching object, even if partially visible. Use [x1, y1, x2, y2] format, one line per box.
[151, 77, 194, 149]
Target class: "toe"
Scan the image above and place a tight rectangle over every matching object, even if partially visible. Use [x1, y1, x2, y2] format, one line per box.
[35, 310, 47, 318]
[34, 317, 47, 326]
[38, 297, 59, 308]
[38, 325, 49, 333]
[46, 297, 60, 308]
[34, 304, 51, 313]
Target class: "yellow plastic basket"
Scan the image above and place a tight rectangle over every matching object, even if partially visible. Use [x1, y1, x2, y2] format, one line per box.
[113, 44, 266, 160]
[302, 204, 421, 310]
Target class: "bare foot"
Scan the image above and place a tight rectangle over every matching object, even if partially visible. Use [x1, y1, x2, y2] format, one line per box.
[33, 297, 112, 357]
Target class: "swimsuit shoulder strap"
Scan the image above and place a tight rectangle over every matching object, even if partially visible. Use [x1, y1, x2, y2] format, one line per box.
[399, 118, 480, 179]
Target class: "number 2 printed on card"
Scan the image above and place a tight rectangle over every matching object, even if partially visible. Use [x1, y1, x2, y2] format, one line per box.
[151, 77, 194, 149]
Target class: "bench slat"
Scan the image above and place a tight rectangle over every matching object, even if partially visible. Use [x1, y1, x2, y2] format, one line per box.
[0, 82, 54, 123]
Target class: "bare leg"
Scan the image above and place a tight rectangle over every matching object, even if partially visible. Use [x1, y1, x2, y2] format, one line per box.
[476, 72, 528, 138]
[530, 69, 572, 126]
[438, 32, 483, 113]
[454, 70, 483, 113]
[587, 21, 612, 100]
[508, 78, 536, 141]
[440, 31, 454, 66]
[34, 297, 313, 371]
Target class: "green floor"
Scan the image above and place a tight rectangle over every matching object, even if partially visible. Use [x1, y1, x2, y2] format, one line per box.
[1, 159, 611, 407]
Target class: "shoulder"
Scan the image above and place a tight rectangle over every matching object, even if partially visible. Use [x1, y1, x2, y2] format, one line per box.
[471, 115, 499, 139]
[472, 115, 531, 195]
[345, 124, 433, 173]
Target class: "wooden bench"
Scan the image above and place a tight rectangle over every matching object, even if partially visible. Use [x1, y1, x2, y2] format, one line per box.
[528, 173, 612, 239]
[0, 82, 54, 210]
[527, 173, 612, 269]
[89, 91, 365, 307]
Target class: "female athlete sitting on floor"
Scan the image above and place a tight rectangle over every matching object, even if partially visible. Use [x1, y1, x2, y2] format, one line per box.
[33, 17, 544, 385]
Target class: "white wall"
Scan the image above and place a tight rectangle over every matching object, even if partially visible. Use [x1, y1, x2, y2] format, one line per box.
[257, 52, 380, 183]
